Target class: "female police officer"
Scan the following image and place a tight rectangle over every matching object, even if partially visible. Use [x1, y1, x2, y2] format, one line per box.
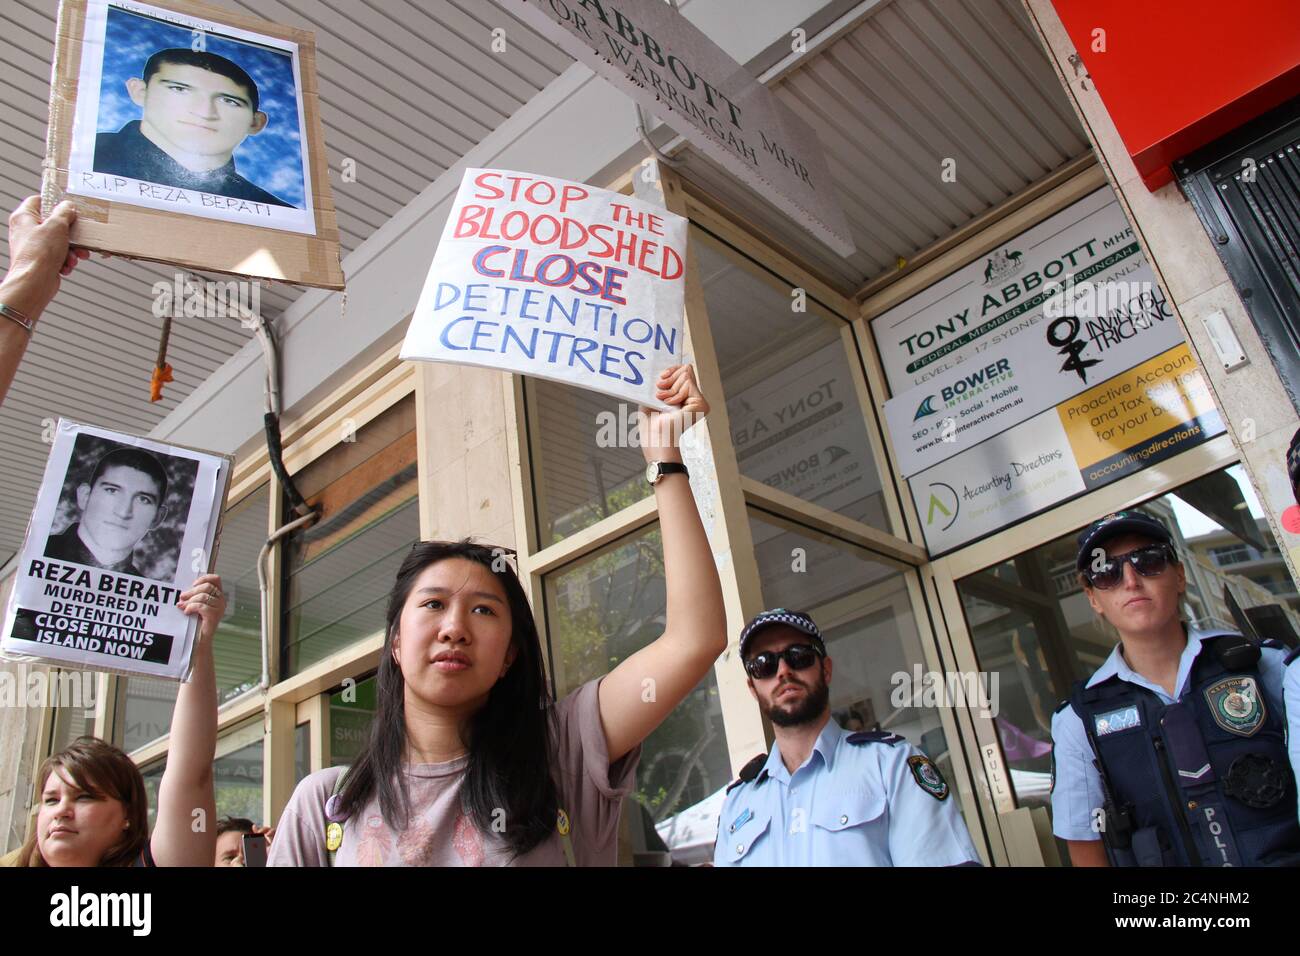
[1050, 510, 1300, 866]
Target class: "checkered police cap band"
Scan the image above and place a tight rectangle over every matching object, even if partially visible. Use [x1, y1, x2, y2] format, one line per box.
[739, 608, 823, 657]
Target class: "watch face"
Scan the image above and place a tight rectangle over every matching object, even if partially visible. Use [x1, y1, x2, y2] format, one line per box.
[645, 462, 658, 484]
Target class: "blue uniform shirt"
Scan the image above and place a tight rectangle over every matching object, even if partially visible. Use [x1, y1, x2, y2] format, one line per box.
[1285, 649, 1300, 822]
[1050, 627, 1294, 841]
[712, 718, 980, 866]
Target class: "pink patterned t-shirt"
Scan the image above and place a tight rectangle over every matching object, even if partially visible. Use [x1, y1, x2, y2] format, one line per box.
[267, 679, 639, 867]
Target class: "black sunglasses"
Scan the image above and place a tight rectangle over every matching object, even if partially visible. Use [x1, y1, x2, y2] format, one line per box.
[1084, 544, 1175, 589]
[743, 643, 824, 680]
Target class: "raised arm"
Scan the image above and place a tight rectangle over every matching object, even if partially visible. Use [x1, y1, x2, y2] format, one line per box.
[598, 365, 728, 762]
[0, 197, 89, 408]
[151, 573, 223, 867]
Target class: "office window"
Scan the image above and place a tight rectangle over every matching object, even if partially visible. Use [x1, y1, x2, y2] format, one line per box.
[282, 399, 419, 677]
[529, 378, 652, 546]
[695, 231, 889, 530]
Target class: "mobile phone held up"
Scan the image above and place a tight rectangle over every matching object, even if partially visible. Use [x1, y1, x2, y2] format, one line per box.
[241, 833, 268, 868]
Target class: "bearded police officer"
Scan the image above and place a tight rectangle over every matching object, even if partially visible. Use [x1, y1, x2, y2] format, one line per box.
[1051, 510, 1300, 866]
[713, 609, 980, 866]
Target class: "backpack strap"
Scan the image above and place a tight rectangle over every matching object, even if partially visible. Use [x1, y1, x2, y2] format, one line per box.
[324, 766, 349, 867]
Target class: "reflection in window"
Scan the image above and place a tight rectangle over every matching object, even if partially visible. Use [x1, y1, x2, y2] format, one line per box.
[329, 675, 377, 767]
[956, 464, 1300, 860]
[544, 526, 731, 865]
[529, 379, 652, 546]
[139, 731, 263, 833]
[141, 763, 162, 831]
[213, 737, 264, 823]
[118, 484, 271, 753]
[282, 399, 420, 677]
[696, 232, 888, 530]
[295, 722, 310, 784]
[47, 670, 93, 755]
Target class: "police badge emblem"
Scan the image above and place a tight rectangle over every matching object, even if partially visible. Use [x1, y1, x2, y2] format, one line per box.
[1205, 676, 1265, 736]
[907, 755, 949, 800]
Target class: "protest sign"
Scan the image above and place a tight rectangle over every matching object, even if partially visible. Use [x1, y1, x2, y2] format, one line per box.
[1, 420, 232, 681]
[44, 0, 343, 288]
[401, 168, 687, 409]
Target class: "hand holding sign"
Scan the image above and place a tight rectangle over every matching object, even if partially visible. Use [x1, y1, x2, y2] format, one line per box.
[3, 198, 88, 319]
[177, 573, 227, 646]
[640, 364, 709, 462]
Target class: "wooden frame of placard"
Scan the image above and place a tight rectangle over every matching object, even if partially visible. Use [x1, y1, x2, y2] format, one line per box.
[41, 0, 344, 289]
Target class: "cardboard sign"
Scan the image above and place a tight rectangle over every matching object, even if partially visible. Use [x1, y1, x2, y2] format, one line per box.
[1, 420, 232, 681]
[401, 168, 687, 409]
[43, 0, 343, 288]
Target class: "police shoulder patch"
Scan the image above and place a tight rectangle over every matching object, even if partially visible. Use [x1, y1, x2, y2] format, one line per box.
[907, 755, 949, 800]
[1205, 676, 1266, 736]
[846, 731, 905, 746]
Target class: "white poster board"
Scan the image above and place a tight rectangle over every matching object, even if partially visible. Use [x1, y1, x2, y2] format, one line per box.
[401, 168, 687, 409]
[2, 420, 232, 680]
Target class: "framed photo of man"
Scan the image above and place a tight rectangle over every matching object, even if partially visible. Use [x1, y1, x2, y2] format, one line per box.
[1, 420, 233, 681]
[43, 0, 344, 289]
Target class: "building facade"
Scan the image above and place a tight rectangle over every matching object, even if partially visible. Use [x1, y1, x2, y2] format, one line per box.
[2, 0, 1298, 866]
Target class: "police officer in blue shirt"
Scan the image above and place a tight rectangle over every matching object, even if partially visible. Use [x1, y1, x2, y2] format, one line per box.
[1050, 509, 1300, 866]
[713, 608, 980, 866]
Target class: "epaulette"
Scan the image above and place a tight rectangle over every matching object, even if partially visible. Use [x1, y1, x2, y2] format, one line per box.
[1053, 698, 1071, 714]
[1285, 645, 1299, 667]
[846, 731, 905, 745]
[725, 753, 769, 794]
[1260, 637, 1285, 651]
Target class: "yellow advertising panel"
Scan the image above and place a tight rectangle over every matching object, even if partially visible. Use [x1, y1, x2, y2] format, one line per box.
[1057, 344, 1222, 487]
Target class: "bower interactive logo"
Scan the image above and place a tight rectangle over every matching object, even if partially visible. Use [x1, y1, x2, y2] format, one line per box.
[914, 395, 939, 420]
[982, 248, 1024, 287]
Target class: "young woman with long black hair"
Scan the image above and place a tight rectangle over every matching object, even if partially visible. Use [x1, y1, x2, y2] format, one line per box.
[268, 365, 726, 865]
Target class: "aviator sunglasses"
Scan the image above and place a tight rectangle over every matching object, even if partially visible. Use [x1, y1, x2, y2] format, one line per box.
[1085, 544, 1176, 589]
[743, 643, 824, 680]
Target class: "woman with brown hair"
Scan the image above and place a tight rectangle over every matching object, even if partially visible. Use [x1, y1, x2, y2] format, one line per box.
[3, 573, 226, 867]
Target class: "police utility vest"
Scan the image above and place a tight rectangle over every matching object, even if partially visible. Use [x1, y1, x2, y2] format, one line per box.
[1069, 631, 1300, 867]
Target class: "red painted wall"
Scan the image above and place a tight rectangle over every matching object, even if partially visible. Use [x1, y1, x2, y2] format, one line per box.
[1052, 0, 1300, 189]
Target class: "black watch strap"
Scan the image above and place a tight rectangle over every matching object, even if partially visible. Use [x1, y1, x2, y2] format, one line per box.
[650, 461, 689, 484]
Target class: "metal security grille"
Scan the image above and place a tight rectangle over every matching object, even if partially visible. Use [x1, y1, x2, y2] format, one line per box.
[1178, 96, 1300, 413]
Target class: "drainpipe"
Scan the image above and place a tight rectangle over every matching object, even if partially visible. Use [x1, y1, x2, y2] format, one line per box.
[251, 313, 320, 690]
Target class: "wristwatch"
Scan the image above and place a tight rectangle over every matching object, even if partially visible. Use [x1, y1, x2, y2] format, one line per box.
[645, 460, 689, 485]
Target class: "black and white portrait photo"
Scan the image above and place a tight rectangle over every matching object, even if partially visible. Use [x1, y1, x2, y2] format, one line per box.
[45, 433, 197, 581]
[2, 421, 232, 681]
